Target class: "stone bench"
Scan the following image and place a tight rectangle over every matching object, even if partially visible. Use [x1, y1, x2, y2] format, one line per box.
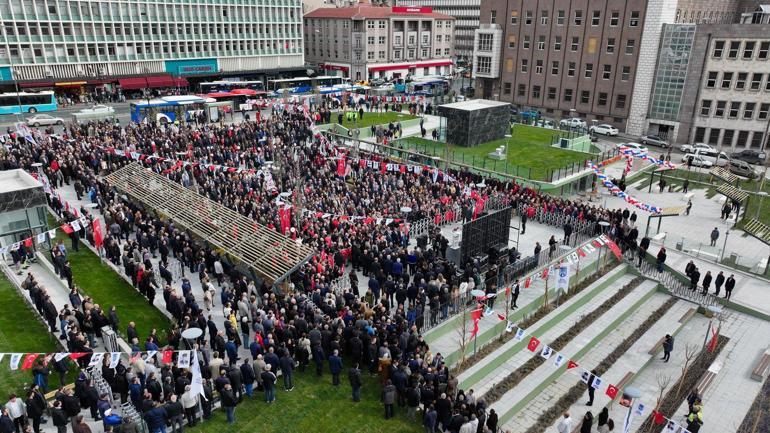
[649, 336, 666, 355]
[45, 383, 74, 401]
[751, 347, 770, 381]
[695, 362, 722, 396]
[679, 308, 696, 324]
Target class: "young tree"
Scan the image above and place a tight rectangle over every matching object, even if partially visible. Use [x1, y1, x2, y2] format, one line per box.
[676, 343, 700, 397]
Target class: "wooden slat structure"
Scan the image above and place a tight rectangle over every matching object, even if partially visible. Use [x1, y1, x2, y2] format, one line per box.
[104, 163, 314, 284]
[709, 166, 737, 184]
[743, 218, 770, 245]
[716, 183, 749, 204]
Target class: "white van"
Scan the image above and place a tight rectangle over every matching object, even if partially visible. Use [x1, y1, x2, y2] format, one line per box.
[691, 149, 730, 167]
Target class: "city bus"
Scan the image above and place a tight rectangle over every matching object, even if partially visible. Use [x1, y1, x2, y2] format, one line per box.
[129, 95, 207, 124]
[199, 80, 264, 93]
[267, 77, 313, 93]
[0, 91, 58, 114]
[313, 75, 346, 87]
[408, 78, 450, 96]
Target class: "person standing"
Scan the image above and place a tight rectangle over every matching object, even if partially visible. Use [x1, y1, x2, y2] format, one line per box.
[279, 352, 295, 392]
[261, 365, 277, 403]
[25, 392, 43, 433]
[714, 271, 725, 296]
[219, 384, 238, 424]
[564, 222, 573, 245]
[725, 274, 736, 300]
[348, 363, 362, 402]
[180, 386, 199, 427]
[586, 371, 597, 406]
[329, 350, 343, 386]
[656, 247, 667, 273]
[5, 394, 25, 433]
[701, 271, 712, 296]
[143, 402, 168, 433]
[710, 227, 719, 247]
[164, 395, 184, 433]
[580, 411, 594, 433]
[424, 404, 438, 433]
[662, 334, 674, 362]
[689, 267, 700, 292]
[50, 401, 67, 433]
[683, 179, 690, 194]
[510, 279, 520, 309]
[686, 199, 693, 215]
[548, 235, 557, 258]
[382, 379, 396, 419]
[638, 236, 650, 267]
[557, 412, 573, 433]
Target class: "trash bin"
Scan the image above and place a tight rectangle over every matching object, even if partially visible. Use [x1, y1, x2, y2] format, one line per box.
[675, 241, 683, 251]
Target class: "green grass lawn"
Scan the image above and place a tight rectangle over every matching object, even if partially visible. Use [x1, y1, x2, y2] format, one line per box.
[399, 124, 588, 181]
[320, 110, 418, 130]
[189, 367, 422, 433]
[48, 214, 172, 343]
[0, 273, 77, 397]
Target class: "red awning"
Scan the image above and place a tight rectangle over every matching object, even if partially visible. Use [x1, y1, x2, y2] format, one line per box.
[173, 77, 189, 87]
[19, 81, 54, 88]
[118, 77, 148, 90]
[368, 60, 453, 72]
[145, 75, 175, 88]
[205, 92, 237, 99]
[230, 88, 257, 96]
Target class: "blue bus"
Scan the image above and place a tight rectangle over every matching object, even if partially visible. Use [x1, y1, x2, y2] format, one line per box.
[130, 95, 207, 124]
[0, 91, 57, 114]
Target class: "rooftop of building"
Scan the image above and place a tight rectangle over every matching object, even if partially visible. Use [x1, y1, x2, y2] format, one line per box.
[439, 99, 509, 111]
[0, 169, 43, 194]
[304, 5, 455, 20]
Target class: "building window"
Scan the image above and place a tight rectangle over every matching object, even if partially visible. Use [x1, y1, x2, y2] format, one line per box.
[759, 41, 769, 59]
[706, 71, 718, 88]
[629, 11, 640, 27]
[563, 88, 573, 102]
[625, 39, 636, 55]
[505, 58, 514, 72]
[367, 51, 374, 60]
[738, 130, 750, 147]
[551, 61, 559, 75]
[436, 49, 441, 56]
[580, 90, 590, 104]
[478, 34, 493, 51]
[607, 38, 616, 54]
[503, 82, 512, 94]
[444, 48, 450, 55]
[393, 50, 400, 60]
[751, 73, 763, 90]
[523, 36, 531, 49]
[700, 100, 712, 116]
[728, 41, 740, 59]
[610, 11, 619, 26]
[511, 11, 518, 25]
[367, 21, 375, 29]
[423, 67, 429, 75]
[508, 36, 516, 49]
[598, 92, 608, 106]
[713, 40, 725, 58]
[602, 64, 611, 79]
[759, 103, 770, 120]
[751, 132, 764, 149]
[736, 72, 748, 90]
[490, 10, 497, 24]
[378, 20, 386, 29]
[395, 35, 402, 45]
[621, 66, 630, 81]
[541, 10, 549, 25]
[707, 129, 721, 146]
[573, 10, 583, 25]
[408, 49, 415, 57]
[538, 35, 546, 50]
[743, 41, 755, 59]
[721, 72, 733, 89]
[592, 10, 601, 26]
[584, 63, 593, 78]
[368, 36, 375, 45]
[521, 59, 528, 73]
[615, 94, 626, 109]
[477, 56, 492, 74]
[518, 84, 526, 96]
[557, 10, 565, 25]
[532, 85, 541, 98]
[694, 127, 706, 143]
[418, 49, 424, 58]
[554, 36, 562, 51]
[744, 102, 756, 119]
[548, 87, 557, 100]
[722, 129, 735, 147]
[379, 36, 386, 44]
[568, 62, 576, 77]
[525, 10, 533, 25]
[728, 101, 741, 118]
[715, 101, 727, 117]
[571, 37, 579, 51]
[535, 60, 543, 74]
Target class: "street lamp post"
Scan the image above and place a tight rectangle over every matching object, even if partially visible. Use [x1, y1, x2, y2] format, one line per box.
[719, 230, 729, 262]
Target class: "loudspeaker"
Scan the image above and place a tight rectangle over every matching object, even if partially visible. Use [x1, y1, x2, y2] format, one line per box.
[488, 243, 508, 264]
[446, 245, 462, 266]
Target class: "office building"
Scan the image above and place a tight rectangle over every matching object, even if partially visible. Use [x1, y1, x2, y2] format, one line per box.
[395, 0, 480, 62]
[0, 0, 306, 93]
[304, 5, 455, 81]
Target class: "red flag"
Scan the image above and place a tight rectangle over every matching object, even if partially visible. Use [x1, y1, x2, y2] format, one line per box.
[470, 308, 483, 322]
[496, 313, 506, 321]
[607, 239, 622, 260]
[93, 219, 103, 248]
[592, 239, 602, 248]
[567, 359, 579, 370]
[256, 333, 264, 348]
[652, 411, 666, 425]
[605, 384, 618, 399]
[527, 336, 540, 352]
[61, 224, 74, 234]
[336, 159, 346, 177]
[708, 327, 718, 352]
[524, 277, 531, 288]
[505, 286, 511, 296]
[577, 248, 587, 258]
[162, 350, 173, 364]
[21, 354, 39, 370]
[541, 267, 550, 279]
[470, 320, 480, 338]
[69, 352, 88, 360]
[23, 238, 33, 247]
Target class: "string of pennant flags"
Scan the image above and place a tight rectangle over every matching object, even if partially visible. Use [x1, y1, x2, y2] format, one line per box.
[0, 348, 201, 372]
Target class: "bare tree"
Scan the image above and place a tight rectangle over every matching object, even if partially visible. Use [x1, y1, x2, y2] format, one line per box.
[676, 343, 700, 396]
[646, 374, 673, 432]
[455, 303, 469, 372]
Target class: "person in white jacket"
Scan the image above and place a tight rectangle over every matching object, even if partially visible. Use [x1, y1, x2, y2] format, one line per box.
[180, 385, 200, 427]
[557, 411, 573, 433]
[5, 394, 27, 433]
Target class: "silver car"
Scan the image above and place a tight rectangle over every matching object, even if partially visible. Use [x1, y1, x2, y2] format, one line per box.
[26, 114, 65, 127]
[640, 134, 669, 148]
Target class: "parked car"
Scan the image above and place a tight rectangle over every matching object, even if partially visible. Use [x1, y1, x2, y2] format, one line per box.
[729, 159, 758, 179]
[620, 142, 649, 155]
[559, 117, 587, 128]
[590, 124, 619, 136]
[682, 154, 714, 168]
[535, 119, 555, 129]
[690, 149, 730, 167]
[76, 104, 115, 115]
[730, 149, 767, 165]
[26, 114, 64, 127]
[680, 143, 715, 154]
[640, 134, 669, 148]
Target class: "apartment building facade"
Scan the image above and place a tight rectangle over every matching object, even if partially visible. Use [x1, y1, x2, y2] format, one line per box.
[304, 5, 455, 81]
[395, 0, 480, 62]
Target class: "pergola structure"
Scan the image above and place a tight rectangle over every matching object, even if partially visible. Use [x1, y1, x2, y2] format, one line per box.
[104, 163, 314, 285]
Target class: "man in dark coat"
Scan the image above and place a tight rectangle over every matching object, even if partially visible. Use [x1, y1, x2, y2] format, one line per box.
[328, 349, 343, 386]
[348, 363, 362, 402]
[714, 271, 725, 296]
[240, 359, 255, 397]
[260, 365, 277, 403]
[725, 274, 736, 300]
[279, 352, 295, 391]
[662, 334, 674, 362]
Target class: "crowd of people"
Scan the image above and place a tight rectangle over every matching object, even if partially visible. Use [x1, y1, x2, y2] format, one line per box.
[0, 102, 708, 433]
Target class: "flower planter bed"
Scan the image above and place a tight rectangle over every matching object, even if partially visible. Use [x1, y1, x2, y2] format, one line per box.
[523, 297, 679, 433]
[482, 276, 646, 404]
[736, 375, 770, 433]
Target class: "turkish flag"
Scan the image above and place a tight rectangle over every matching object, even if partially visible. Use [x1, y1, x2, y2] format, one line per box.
[652, 410, 666, 425]
[470, 320, 479, 338]
[607, 239, 622, 260]
[497, 313, 506, 321]
[525, 277, 531, 288]
[61, 224, 74, 234]
[527, 336, 540, 352]
[337, 159, 346, 177]
[567, 359, 579, 370]
[708, 327, 718, 352]
[577, 248, 587, 257]
[69, 352, 88, 360]
[605, 384, 618, 399]
[93, 219, 103, 248]
[470, 308, 483, 322]
[21, 354, 40, 370]
[23, 238, 33, 248]
[541, 267, 550, 279]
[162, 350, 174, 364]
[592, 239, 603, 248]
